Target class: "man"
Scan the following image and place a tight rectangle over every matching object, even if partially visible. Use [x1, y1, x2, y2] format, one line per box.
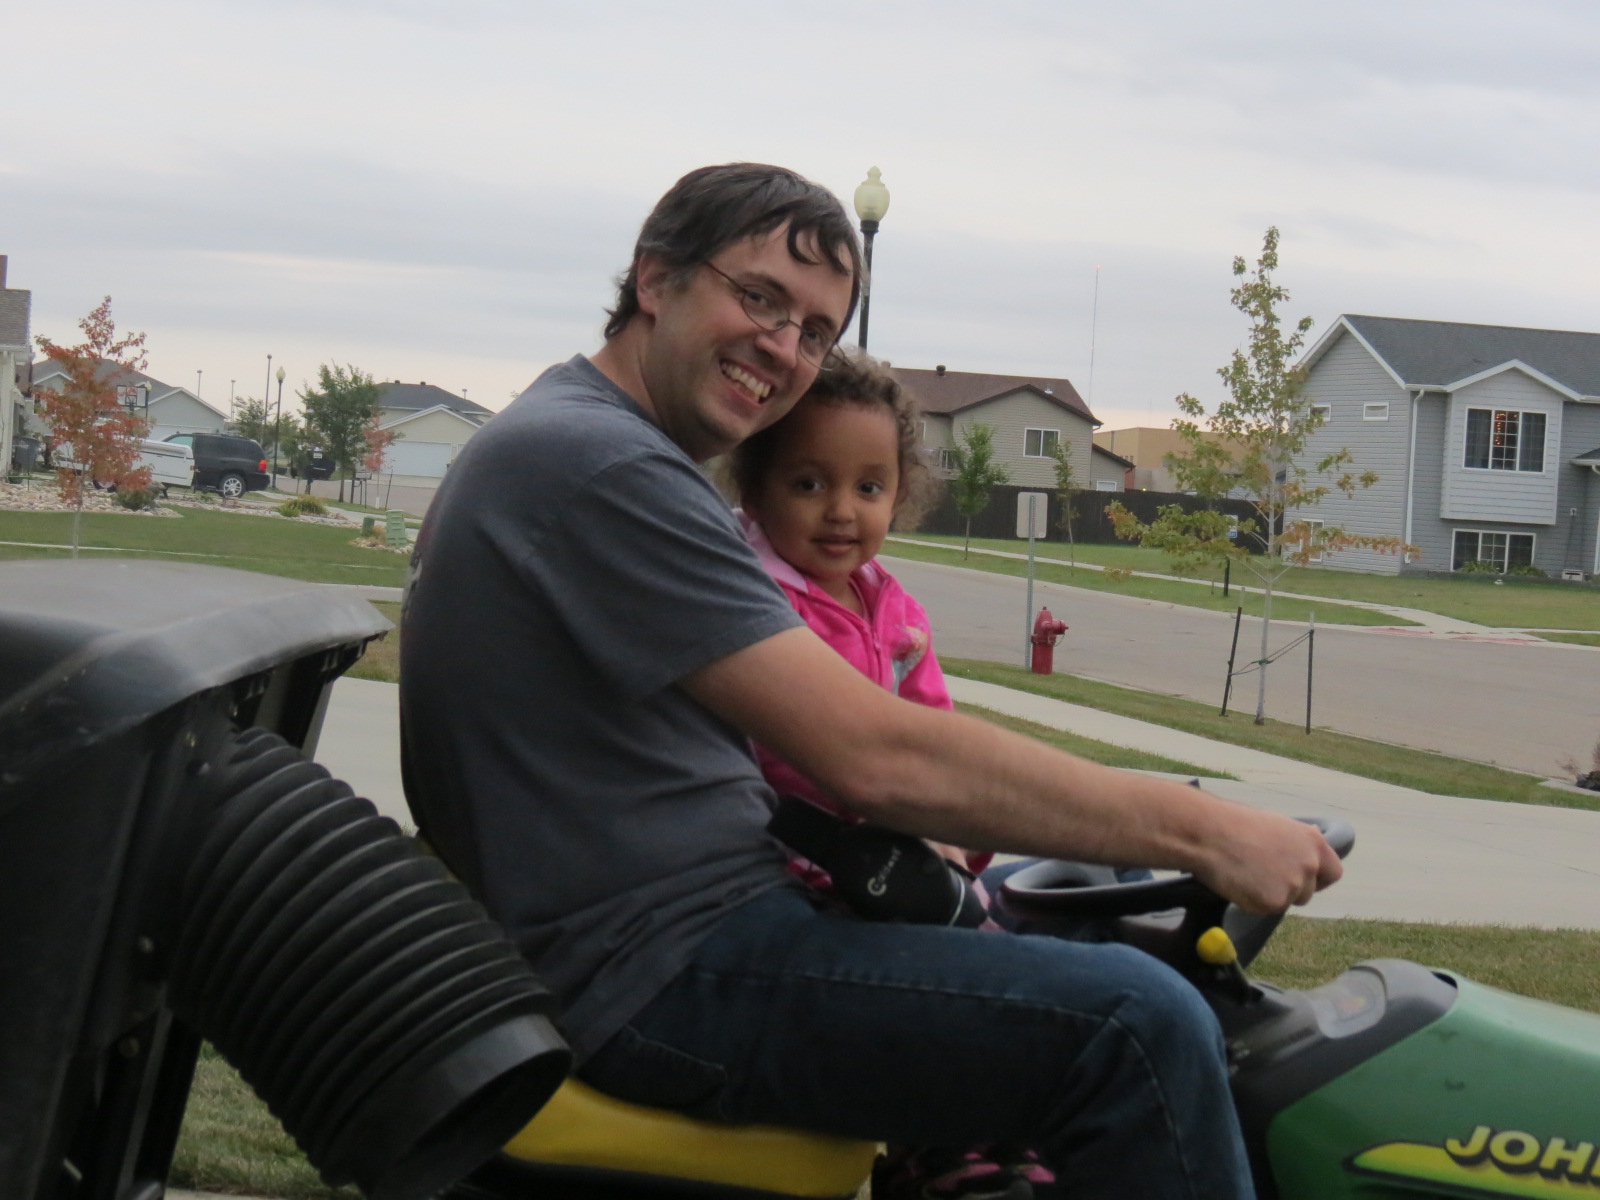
[402, 163, 1340, 1198]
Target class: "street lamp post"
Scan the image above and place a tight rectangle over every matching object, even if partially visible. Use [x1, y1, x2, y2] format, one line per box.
[852, 166, 891, 351]
[273, 365, 286, 486]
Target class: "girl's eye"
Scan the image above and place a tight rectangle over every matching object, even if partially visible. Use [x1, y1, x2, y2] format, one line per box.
[792, 477, 823, 493]
[859, 481, 885, 497]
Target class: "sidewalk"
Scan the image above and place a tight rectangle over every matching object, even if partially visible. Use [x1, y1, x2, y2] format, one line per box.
[318, 674, 1600, 931]
[946, 677, 1600, 930]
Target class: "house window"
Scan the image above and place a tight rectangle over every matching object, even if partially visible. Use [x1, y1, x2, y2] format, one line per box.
[1363, 403, 1389, 421]
[1023, 428, 1060, 458]
[937, 448, 959, 471]
[1093, 478, 1119, 491]
[1452, 529, 1535, 572]
[1464, 408, 1545, 472]
[1296, 518, 1325, 563]
[1310, 403, 1331, 424]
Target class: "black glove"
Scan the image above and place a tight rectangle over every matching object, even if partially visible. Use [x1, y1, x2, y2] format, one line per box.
[768, 796, 988, 928]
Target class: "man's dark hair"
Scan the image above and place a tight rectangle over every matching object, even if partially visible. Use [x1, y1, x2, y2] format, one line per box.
[604, 163, 863, 340]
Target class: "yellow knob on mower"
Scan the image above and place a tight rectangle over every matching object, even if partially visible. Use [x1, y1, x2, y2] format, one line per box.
[1197, 926, 1239, 966]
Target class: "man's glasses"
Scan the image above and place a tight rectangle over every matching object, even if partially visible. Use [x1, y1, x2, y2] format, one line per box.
[702, 262, 840, 370]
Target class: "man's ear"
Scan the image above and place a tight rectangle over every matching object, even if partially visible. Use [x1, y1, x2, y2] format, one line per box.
[634, 253, 675, 318]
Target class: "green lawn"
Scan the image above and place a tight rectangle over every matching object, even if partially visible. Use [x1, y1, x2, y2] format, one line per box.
[943, 658, 1583, 809]
[882, 539, 1407, 627]
[895, 533, 1600, 629]
[0, 507, 410, 587]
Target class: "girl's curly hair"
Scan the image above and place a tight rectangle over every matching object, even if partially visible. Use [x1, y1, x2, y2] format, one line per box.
[730, 351, 941, 530]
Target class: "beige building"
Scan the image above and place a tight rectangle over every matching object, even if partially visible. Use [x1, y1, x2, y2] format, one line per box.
[892, 365, 1102, 490]
[1094, 426, 1243, 491]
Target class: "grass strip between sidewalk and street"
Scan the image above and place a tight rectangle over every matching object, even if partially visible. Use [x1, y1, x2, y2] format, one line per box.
[171, 915, 1600, 1199]
[941, 658, 1590, 811]
[1536, 631, 1600, 648]
[955, 703, 1235, 780]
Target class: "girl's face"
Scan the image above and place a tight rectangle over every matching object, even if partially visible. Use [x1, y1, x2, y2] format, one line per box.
[748, 399, 901, 606]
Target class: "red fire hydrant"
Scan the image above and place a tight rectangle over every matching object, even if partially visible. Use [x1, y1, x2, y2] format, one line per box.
[1030, 606, 1068, 675]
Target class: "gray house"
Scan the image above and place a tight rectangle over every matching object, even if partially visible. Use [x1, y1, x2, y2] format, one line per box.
[28, 361, 228, 444]
[891, 365, 1100, 490]
[1298, 314, 1600, 577]
[0, 257, 30, 475]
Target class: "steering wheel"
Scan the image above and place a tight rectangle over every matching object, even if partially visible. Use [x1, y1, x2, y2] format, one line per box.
[999, 817, 1355, 971]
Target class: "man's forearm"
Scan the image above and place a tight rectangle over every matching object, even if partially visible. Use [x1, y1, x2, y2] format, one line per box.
[686, 627, 1340, 913]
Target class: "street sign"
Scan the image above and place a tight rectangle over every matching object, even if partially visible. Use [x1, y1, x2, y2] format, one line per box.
[1016, 492, 1049, 539]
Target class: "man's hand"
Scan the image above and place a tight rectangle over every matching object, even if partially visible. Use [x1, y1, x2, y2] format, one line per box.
[1189, 808, 1343, 915]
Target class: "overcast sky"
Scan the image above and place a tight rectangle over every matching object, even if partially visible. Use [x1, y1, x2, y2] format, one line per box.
[8, 0, 1600, 430]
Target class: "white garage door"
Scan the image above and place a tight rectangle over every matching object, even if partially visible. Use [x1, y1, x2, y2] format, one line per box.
[385, 440, 453, 478]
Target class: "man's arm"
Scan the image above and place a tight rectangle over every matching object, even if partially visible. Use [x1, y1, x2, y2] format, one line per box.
[683, 627, 1340, 914]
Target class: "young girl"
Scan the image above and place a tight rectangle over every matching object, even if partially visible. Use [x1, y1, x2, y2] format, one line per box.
[731, 353, 1055, 1200]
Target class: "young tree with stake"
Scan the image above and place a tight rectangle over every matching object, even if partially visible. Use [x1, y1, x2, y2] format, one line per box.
[948, 422, 1010, 557]
[1047, 439, 1082, 568]
[1109, 228, 1408, 724]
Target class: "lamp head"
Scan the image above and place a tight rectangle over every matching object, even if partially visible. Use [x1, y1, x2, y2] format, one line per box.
[853, 167, 890, 225]
[276, 366, 286, 384]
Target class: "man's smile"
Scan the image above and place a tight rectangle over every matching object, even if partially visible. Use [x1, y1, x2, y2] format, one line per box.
[720, 360, 774, 403]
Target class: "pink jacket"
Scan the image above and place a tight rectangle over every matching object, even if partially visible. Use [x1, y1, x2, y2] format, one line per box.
[739, 509, 972, 816]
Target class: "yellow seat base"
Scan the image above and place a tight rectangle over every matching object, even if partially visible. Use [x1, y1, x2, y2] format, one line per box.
[502, 1078, 878, 1197]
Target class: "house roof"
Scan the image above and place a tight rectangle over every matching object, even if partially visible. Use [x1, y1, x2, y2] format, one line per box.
[377, 381, 493, 420]
[380, 403, 485, 432]
[29, 360, 229, 419]
[1091, 443, 1135, 470]
[889, 366, 1098, 425]
[0, 289, 30, 349]
[1311, 314, 1600, 398]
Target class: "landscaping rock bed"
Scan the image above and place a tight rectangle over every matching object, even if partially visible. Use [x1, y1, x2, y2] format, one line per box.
[0, 481, 356, 527]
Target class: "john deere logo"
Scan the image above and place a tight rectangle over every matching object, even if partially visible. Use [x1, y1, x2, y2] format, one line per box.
[1350, 1126, 1600, 1198]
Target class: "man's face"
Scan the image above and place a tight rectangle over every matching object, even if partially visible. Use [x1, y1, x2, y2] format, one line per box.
[634, 226, 855, 462]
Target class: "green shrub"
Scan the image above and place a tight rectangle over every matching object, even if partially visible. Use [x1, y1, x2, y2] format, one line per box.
[277, 496, 329, 518]
[115, 488, 159, 511]
[1457, 559, 1499, 574]
[1510, 563, 1546, 578]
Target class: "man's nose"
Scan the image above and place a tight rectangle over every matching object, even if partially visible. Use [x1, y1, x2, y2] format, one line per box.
[752, 321, 803, 370]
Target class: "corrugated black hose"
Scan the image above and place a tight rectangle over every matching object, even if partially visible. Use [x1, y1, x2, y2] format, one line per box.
[161, 726, 570, 1200]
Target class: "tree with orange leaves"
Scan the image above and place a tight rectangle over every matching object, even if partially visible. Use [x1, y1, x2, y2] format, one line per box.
[361, 414, 398, 478]
[34, 297, 154, 552]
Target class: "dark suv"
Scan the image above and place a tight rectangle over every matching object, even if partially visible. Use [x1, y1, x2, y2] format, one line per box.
[163, 433, 271, 498]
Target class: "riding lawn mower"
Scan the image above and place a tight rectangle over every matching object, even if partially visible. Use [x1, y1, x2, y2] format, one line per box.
[2, 559, 1593, 1200]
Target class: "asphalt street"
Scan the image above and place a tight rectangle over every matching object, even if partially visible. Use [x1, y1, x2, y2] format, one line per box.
[884, 555, 1600, 779]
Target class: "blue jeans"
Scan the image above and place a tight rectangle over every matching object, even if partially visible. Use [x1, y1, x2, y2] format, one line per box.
[578, 887, 1254, 1200]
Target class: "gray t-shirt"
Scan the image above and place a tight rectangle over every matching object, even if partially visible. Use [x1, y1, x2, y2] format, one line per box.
[400, 356, 804, 1060]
